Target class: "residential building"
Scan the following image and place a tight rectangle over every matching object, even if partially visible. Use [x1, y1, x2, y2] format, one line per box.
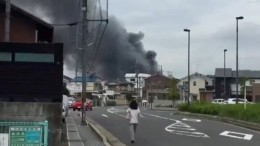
[0, 1, 53, 43]
[177, 72, 213, 101]
[143, 74, 173, 106]
[66, 74, 102, 95]
[103, 80, 135, 105]
[125, 73, 151, 97]
[215, 68, 260, 102]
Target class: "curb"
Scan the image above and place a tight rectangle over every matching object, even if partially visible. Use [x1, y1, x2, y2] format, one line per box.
[85, 116, 127, 146]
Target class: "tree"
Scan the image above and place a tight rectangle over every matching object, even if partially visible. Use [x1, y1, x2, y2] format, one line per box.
[63, 85, 70, 96]
[168, 78, 180, 107]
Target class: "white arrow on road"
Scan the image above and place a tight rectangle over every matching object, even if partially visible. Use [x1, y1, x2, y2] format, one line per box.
[182, 118, 201, 122]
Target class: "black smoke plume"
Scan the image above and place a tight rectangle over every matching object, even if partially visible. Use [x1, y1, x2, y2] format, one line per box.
[12, 0, 159, 80]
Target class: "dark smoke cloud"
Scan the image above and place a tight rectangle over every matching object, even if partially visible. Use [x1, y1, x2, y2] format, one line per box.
[12, 0, 159, 80]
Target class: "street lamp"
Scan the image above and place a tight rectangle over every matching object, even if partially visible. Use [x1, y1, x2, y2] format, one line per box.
[184, 29, 190, 106]
[236, 16, 244, 104]
[224, 49, 227, 99]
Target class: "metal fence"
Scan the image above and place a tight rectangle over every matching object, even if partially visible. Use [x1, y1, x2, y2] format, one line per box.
[0, 121, 48, 146]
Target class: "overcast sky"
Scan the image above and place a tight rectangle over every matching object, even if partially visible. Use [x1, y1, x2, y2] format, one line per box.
[108, 0, 260, 78]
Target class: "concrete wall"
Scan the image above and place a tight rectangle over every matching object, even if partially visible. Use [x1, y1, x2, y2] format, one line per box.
[0, 102, 62, 146]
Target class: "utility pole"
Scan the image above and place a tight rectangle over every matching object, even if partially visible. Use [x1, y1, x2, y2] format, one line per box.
[81, 0, 88, 124]
[135, 59, 139, 100]
[75, 25, 79, 84]
[4, 0, 11, 42]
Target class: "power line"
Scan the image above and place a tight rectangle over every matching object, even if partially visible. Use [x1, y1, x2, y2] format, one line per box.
[87, 23, 108, 72]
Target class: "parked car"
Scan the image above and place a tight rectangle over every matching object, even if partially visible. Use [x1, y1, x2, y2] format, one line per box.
[62, 105, 67, 123]
[211, 99, 227, 104]
[227, 98, 253, 104]
[68, 97, 76, 108]
[71, 99, 93, 111]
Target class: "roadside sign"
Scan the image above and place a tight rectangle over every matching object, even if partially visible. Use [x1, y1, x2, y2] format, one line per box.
[0, 134, 9, 146]
[9, 126, 42, 146]
[180, 85, 187, 91]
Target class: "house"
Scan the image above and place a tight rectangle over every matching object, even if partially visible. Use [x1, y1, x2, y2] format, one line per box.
[103, 80, 135, 105]
[0, 1, 53, 42]
[143, 74, 173, 106]
[125, 73, 151, 97]
[177, 72, 213, 101]
[66, 73, 102, 95]
[215, 68, 260, 102]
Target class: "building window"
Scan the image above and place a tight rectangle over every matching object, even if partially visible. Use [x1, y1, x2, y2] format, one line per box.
[15, 53, 54, 63]
[130, 78, 135, 82]
[183, 81, 188, 85]
[193, 81, 196, 86]
[205, 81, 208, 86]
[0, 52, 12, 61]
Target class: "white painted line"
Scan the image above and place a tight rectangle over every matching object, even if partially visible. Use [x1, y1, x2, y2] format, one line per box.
[220, 131, 253, 140]
[165, 123, 209, 138]
[102, 114, 108, 118]
[182, 118, 201, 122]
[143, 113, 209, 138]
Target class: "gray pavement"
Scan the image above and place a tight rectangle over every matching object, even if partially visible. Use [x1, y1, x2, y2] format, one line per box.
[86, 106, 260, 146]
[66, 109, 106, 146]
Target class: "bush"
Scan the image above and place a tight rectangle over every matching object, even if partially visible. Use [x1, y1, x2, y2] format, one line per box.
[178, 103, 260, 123]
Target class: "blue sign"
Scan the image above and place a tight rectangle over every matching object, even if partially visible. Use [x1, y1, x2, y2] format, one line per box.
[9, 126, 42, 146]
[180, 85, 187, 91]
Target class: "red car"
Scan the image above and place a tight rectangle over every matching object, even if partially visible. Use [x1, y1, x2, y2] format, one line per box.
[71, 100, 93, 111]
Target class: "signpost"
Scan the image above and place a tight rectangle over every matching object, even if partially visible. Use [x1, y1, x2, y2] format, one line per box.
[9, 126, 42, 146]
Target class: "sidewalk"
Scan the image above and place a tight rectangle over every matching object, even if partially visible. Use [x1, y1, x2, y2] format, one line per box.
[66, 112, 106, 146]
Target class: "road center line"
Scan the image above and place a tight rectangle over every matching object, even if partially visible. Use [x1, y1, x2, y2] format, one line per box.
[102, 114, 108, 118]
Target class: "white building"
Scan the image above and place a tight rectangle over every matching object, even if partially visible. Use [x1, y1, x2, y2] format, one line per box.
[125, 73, 151, 97]
[66, 74, 102, 95]
[178, 72, 213, 101]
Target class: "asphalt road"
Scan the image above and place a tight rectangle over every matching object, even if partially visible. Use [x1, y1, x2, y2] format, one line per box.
[86, 106, 260, 146]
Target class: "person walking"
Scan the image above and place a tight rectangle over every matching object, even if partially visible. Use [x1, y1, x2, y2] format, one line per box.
[126, 100, 141, 144]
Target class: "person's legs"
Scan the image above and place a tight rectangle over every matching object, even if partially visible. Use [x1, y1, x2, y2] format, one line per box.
[129, 124, 135, 142]
[133, 124, 138, 133]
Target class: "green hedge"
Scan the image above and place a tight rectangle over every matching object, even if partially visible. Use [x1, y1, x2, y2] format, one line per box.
[178, 102, 260, 123]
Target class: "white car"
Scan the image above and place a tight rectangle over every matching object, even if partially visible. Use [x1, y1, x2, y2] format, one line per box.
[227, 98, 253, 104]
[62, 105, 66, 123]
[211, 99, 227, 104]
[68, 97, 76, 108]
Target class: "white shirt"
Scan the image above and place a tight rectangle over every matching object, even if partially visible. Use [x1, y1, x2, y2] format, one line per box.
[126, 108, 140, 124]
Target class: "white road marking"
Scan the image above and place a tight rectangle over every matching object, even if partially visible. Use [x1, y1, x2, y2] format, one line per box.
[143, 113, 209, 138]
[107, 108, 145, 118]
[102, 114, 108, 118]
[220, 131, 253, 140]
[182, 118, 201, 122]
